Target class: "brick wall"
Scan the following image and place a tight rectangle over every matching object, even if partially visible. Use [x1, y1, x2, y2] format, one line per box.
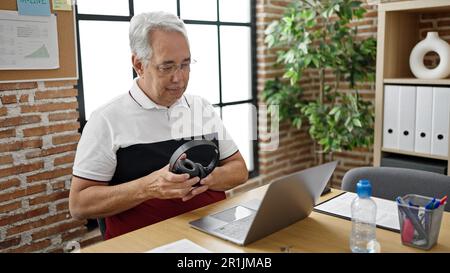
[420, 12, 450, 67]
[0, 80, 86, 252]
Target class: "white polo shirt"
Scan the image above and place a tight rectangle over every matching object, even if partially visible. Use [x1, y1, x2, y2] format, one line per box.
[72, 77, 238, 184]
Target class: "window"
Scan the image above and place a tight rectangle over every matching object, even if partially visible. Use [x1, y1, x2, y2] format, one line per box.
[78, 21, 132, 119]
[77, 0, 129, 16]
[76, 0, 257, 176]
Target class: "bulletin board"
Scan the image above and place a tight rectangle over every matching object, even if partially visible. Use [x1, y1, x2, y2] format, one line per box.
[0, 0, 78, 83]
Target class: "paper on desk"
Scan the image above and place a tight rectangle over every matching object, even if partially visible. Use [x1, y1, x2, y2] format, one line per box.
[145, 239, 211, 253]
[314, 192, 400, 231]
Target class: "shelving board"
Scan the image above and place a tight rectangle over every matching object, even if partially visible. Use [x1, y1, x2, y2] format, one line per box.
[380, 0, 450, 12]
[384, 78, 450, 86]
[381, 148, 448, 161]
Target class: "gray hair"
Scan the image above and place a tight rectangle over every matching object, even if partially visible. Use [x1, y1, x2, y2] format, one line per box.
[129, 11, 189, 67]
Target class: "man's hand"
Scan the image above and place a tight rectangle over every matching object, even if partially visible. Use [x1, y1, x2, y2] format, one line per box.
[197, 168, 216, 189]
[181, 183, 209, 202]
[171, 153, 210, 202]
[141, 164, 207, 201]
[198, 152, 248, 192]
[177, 169, 217, 202]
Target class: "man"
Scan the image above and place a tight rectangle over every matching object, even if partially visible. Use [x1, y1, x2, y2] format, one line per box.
[69, 11, 248, 240]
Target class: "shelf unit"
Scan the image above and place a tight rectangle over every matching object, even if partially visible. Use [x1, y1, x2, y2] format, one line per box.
[384, 78, 450, 85]
[381, 148, 447, 161]
[373, 0, 450, 175]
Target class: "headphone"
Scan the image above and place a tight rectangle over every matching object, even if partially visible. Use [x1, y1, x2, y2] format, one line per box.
[169, 140, 220, 181]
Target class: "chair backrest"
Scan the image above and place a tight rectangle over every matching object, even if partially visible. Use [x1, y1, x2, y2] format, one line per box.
[97, 218, 106, 239]
[341, 167, 450, 212]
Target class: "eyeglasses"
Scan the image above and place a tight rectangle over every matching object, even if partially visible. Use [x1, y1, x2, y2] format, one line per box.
[153, 59, 197, 75]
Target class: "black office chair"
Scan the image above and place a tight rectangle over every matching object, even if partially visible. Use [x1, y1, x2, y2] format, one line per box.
[341, 167, 450, 212]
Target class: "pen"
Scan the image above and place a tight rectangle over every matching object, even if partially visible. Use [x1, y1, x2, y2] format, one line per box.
[409, 201, 419, 217]
[423, 197, 436, 236]
[433, 200, 441, 209]
[435, 195, 448, 209]
[425, 198, 436, 210]
[440, 195, 448, 206]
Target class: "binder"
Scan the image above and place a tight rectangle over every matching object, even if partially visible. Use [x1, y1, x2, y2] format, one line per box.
[383, 85, 400, 149]
[414, 86, 433, 154]
[431, 87, 450, 157]
[398, 86, 416, 152]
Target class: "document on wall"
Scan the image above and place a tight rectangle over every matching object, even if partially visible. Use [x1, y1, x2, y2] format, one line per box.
[314, 192, 400, 232]
[0, 10, 59, 70]
[52, 0, 73, 11]
[145, 239, 212, 253]
[17, 0, 51, 16]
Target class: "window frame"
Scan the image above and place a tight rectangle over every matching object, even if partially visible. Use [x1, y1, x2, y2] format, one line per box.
[75, 0, 258, 178]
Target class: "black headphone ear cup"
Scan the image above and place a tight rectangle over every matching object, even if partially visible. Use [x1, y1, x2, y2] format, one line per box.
[204, 148, 219, 176]
[195, 163, 206, 179]
[176, 159, 199, 178]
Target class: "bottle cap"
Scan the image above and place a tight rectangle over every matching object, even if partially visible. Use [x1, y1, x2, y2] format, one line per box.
[356, 179, 372, 198]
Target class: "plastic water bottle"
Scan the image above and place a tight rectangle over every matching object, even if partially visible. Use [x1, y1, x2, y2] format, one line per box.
[350, 179, 379, 253]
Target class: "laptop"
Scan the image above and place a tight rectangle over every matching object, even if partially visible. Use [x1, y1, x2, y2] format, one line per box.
[189, 161, 338, 246]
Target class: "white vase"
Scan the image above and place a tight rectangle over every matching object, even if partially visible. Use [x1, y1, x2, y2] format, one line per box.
[409, 32, 450, 80]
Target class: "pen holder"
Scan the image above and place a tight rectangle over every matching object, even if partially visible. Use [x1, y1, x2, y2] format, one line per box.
[397, 194, 446, 250]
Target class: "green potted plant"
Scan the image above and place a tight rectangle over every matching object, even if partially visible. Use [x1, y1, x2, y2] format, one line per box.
[263, 0, 377, 160]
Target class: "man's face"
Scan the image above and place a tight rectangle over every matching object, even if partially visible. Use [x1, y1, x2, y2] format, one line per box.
[134, 30, 191, 107]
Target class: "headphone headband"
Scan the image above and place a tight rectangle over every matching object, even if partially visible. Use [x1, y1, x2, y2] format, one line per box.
[169, 139, 219, 176]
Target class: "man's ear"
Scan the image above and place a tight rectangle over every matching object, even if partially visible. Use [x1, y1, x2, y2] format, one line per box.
[132, 55, 144, 77]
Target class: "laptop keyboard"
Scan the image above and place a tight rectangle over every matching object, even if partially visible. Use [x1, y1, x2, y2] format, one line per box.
[214, 215, 255, 242]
